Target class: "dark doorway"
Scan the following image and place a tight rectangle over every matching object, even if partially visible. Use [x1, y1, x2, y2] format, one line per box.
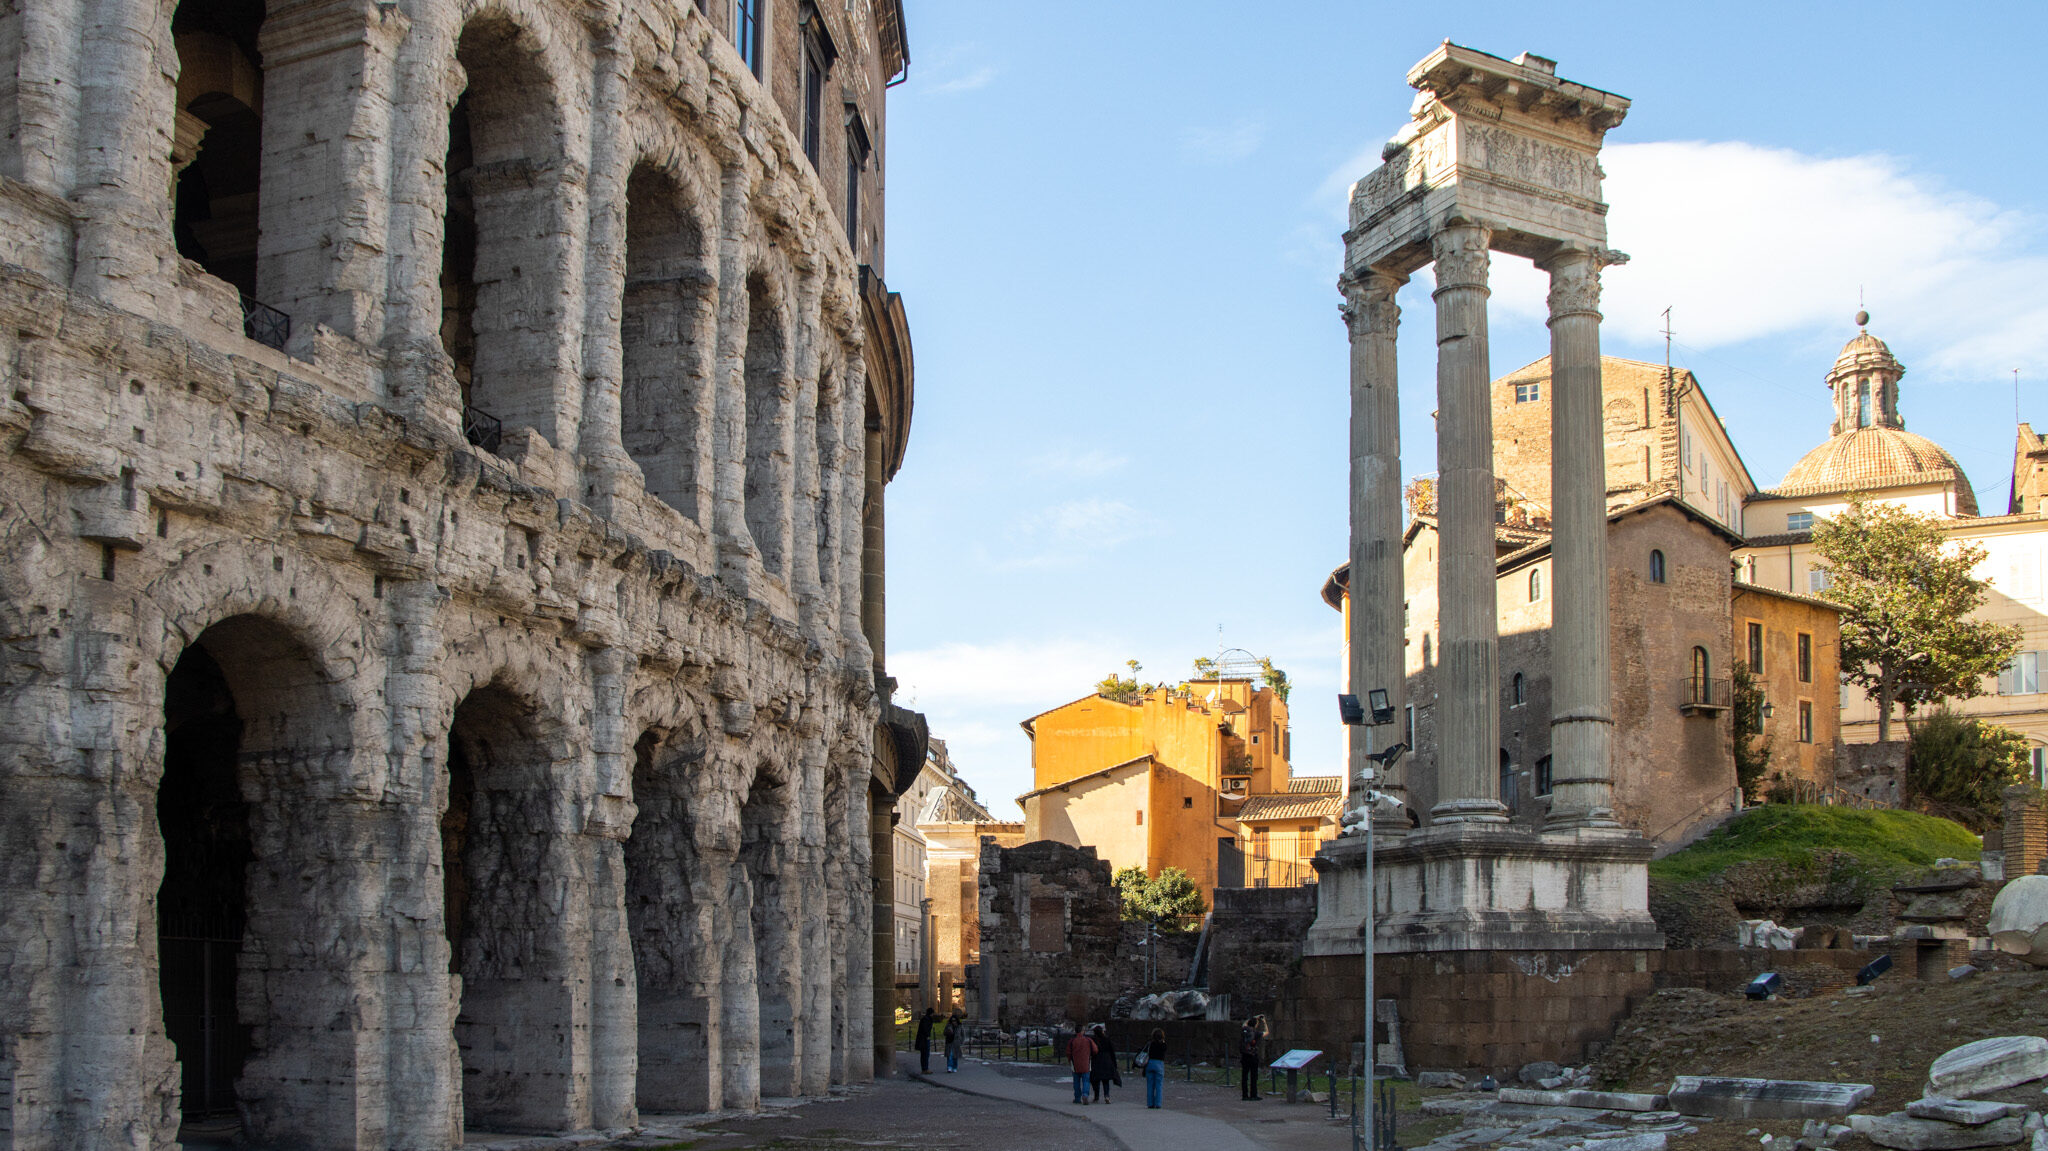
[440, 91, 477, 408]
[170, 0, 266, 297]
[158, 644, 254, 1127]
[1216, 836, 1244, 889]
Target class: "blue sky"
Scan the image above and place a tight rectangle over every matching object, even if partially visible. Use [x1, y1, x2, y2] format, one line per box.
[880, 2, 2048, 818]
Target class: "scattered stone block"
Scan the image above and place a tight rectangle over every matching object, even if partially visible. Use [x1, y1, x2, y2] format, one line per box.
[1850, 1113, 2023, 1150]
[1948, 966, 1979, 981]
[1988, 876, 2048, 967]
[1925, 1036, 2048, 1099]
[1419, 1071, 1469, 1090]
[1906, 1098, 2023, 1125]
[1499, 1089, 1572, 1107]
[1522, 1061, 1564, 1084]
[1564, 1091, 1671, 1112]
[1578, 1132, 1669, 1151]
[1668, 1077, 1875, 1120]
[1540, 1076, 1569, 1090]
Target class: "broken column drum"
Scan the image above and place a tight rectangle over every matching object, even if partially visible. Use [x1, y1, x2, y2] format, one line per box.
[1306, 44, 1662, 1069]
[0, 0, 921, 1149]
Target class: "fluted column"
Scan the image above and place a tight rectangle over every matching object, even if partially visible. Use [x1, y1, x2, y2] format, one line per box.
[1540, 246, 1622, 829]
[1340, 267, 1409, 826]
[1430, 222, 1508, 824]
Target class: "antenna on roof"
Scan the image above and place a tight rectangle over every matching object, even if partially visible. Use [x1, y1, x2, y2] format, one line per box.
[2018, 368, 2024, 428]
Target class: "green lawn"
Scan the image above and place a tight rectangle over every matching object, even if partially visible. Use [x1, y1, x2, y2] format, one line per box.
[1648, 804, 1980, 884]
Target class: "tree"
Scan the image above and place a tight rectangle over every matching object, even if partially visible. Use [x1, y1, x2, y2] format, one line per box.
[1811, 496, 2022, 742]
[1191, 656, 1219, 679]
[1907, 707, 2028, 830]
[1731, 661, 1773, 804]
[1097, 659, 1155, 704]
[1112, 865, 1207, 925]
[1257, 657, 1291, 703]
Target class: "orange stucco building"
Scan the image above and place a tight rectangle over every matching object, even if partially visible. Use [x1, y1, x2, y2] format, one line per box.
[1016, 679, 1340, 893]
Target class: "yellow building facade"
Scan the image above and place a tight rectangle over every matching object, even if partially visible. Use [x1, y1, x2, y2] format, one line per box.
[1017, 679, 1339, 893]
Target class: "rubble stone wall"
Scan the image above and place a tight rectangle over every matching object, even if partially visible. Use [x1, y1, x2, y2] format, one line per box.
[978, 841, 1122, 1026]
[0, 0, 905, 1147]
[2006, 786, 2047, 877]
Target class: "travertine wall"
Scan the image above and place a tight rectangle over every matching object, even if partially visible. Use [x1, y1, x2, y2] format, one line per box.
[0, 0, 912, 1147]
[977, 841, 1122, 1027]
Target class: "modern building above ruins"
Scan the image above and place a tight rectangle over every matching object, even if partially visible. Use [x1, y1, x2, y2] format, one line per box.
[0, 0, 925, 1148]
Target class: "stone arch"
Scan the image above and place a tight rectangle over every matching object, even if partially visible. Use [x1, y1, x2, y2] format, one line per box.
[444, 674, 582, 1134]
[622, 710, 715, 1112]
[743, 268, 794, 576]
[153, 610, 365, 1146]
[621, 160, 715, 523]
[170, 0, 267, 299]
[441, 8, 575, 448]
[734, 745, 801, 1098]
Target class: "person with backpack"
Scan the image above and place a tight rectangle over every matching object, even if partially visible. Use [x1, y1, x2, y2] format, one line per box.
[1238, 1015, 1267, 1100]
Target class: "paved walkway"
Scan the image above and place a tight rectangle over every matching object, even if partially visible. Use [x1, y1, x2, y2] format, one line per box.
[907, 1054, 1352, 1151]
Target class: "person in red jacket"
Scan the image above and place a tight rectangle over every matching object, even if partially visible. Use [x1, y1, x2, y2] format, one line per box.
[1068, 1026, 1096, 1104]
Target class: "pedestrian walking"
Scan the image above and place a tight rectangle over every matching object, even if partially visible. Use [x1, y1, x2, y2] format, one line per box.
[915, 1007, 937, 1074]
[1067, 1025, 1096, 1104]
[1088, 1024, 1120, 1102]
[1143, 1028, 1168, 1108]
[944, 1011, 963, 1073]
[1238, 1015, 1267, 1100]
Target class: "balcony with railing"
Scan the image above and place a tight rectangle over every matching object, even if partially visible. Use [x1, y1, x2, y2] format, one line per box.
[1679, 675, 1733, 716]
[1244, 855, 1316, 889]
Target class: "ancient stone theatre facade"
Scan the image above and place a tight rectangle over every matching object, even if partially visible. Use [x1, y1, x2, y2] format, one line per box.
[0, 0, 923, 1147]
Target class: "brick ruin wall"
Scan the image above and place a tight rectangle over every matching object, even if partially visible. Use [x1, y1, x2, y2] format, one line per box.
[0, 0, 907, 1147]
[978, 841, 1124, 1027]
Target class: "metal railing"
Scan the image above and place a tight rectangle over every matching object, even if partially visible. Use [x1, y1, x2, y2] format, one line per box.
[239, 294, 290, 351]
[463, 405, 504, 453]
[1244, 855, 1316, 888]
[1781, 780, 1890, 810]
[1680, 675, 1733, 711]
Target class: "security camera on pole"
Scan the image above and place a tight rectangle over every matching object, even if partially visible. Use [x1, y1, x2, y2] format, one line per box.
[1338, 692, 1406, 1151]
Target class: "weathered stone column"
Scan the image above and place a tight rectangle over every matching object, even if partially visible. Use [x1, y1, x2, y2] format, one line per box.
[1429, 222, 1508, 824]
[861, 421, 887, 679]
[869, 783, 897, 1076]
[1340, 267, 1409, 824]
[790, 275, 826, 629]
[575, 32, 642, 517]
[1539, 246, 1622, 830]
[712, 163, 757, 577]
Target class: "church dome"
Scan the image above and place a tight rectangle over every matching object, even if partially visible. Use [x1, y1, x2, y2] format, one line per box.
[1775, 426, 1979, 515]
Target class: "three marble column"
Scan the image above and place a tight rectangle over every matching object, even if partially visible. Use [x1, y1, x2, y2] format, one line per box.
[1343, 222, 1619, 833]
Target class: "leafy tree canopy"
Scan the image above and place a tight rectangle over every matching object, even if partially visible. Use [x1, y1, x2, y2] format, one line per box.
[1811, 496, 2022, 741]
[1257, 657, 1291, 703]
[1113, 865, 1207, 924]
[1907, 707, 2028, 831]
[1731, 661, 1773, 805]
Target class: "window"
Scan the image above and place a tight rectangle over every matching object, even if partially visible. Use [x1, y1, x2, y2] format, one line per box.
[1808, 567, 1832, 593]
[1797, 700, 1813, 743]
[1681, 426, 1692, 470]
[1999, 651, 2042, 695]
[1746, 622, 1763, 673]
[798, 4, 836, 168]
[844, 111, 871, 248]
[1511, 672, 1525, 706]
[734, 0, 763, 76]
[1514, 381, 1540, 403]
[2033, 747, 2047, 789]
[1786, 511, 1814, 533]
[1135, 810, 1143, 826]
[1529, 568, 1543, 602]
[1421, 634, 1431, 666]
[1797, 633, 1812, 683]
[1182, 796, 1193, 809]
[1251, 734, 1260, 745]
[1858, 380, 1871, 428]
[1649, 549, 1666, 583]
[1534, 755, 1553, 797]
[1691, 646, 1711, 702]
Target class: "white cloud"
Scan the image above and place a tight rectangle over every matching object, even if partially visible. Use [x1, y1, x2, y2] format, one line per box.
[979, 497, 1156, 570]
[1028, 447, 1129, 478]
[928, 65, 996, 95]
[892, 638, 1128, 711]
[1180, 117, 1265, 164]
[1311, 139, 2048, 379]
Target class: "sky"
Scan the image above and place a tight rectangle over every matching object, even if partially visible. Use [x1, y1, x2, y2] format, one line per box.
[878, 2, 2048, 819]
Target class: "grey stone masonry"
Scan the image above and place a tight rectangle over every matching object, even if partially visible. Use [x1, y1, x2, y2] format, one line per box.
[0, 0, 918, 1148]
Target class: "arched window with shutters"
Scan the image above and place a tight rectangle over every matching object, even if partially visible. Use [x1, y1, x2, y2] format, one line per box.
[1529, 567, 1543, 602]
[1649, 549, 1667, 583]
[1692, 646, 1712, 704]
[1511, 672, 1525, 706]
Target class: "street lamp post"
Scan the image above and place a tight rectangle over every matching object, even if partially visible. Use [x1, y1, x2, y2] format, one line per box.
[1341, 689, 1406, 1151]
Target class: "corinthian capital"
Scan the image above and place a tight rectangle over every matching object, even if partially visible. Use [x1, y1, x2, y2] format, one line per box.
[1429, 223, 1492, 291]
[1338, 267, 1408, 341]
[1541, 245, 1628, 321]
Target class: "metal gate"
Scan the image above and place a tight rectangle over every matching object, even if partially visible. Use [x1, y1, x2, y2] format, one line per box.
[159, 909, 248, 1119]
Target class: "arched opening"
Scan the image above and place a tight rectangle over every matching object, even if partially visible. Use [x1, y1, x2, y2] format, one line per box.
[744, 275, 790, 574]
[445, 683, 573, 1134]
[159, 643, 253, 1139]
[1511, 671, 1525, 706]
[441, 15, 564, 445]
[1649, 549, 1667, 584]
[1692, 646, 1712, 703]
[621, 165, 712, 520]
[170, 0, 266, 299]
[1528, 567, 1543, 602]
[156, 614, 352, 1147]
[1857, 379, 1872, 428]
[625, 724, 715, 1112]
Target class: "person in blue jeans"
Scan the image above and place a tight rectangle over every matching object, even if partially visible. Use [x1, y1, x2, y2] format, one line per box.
[1068, 1027, 1096, 1104]
[1144, 1028, 1168, 1108]
[944, 1012, 963, 1072]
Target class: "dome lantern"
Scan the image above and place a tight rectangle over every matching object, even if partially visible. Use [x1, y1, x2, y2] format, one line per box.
[1825, 313, 1905, 436]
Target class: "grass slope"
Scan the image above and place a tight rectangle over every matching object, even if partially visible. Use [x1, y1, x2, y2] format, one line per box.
[1649, 804, 1980, 884]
